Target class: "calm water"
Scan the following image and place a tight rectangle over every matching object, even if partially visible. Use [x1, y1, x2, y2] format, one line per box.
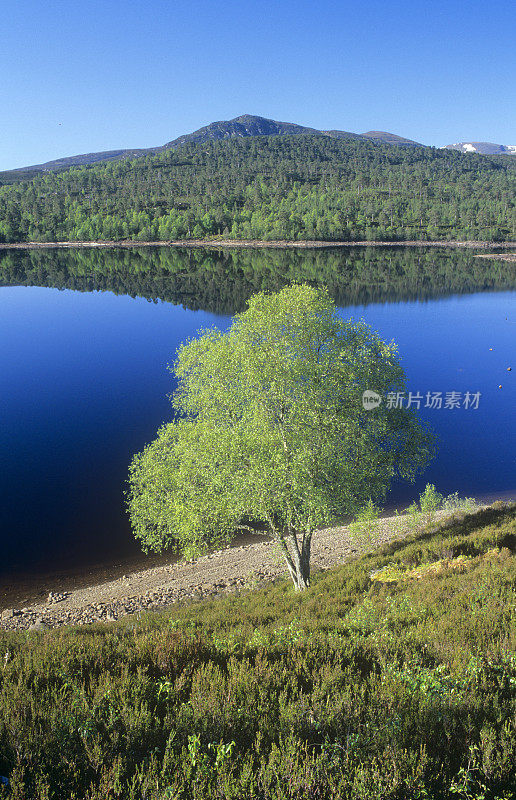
[1, 246, 515, 584]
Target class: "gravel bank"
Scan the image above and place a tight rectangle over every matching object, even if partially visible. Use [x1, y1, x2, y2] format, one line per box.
[474, 253, 516, 262]
[1, 240, 516, 251]
[0, 513, 454, 631]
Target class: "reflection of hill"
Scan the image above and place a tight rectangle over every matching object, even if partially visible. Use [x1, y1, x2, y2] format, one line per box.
[1, 246, 515, 314]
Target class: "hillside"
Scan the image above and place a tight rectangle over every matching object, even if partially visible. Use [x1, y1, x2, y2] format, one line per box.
[360, 130, 422, 146]
[0, 114, 421, 182]
[0, 149, 148, 185]
[0, 501, 514, 797]
[0, 133, 515, 243]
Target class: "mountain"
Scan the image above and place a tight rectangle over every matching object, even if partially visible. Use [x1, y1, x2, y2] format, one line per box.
[313, 129, 363, 140]
[1, 130, 514, 244]
[160, 114, 323, 148]
[0, 149, 148, 184]
[2, 115, 423, 183]
[6, 114, 513, 188]
[444, 142, 516, 155]
[360, 131, 422, 147]
[23, 148, 148, 170]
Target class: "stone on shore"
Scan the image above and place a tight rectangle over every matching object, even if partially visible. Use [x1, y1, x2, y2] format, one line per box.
[28, 618, 49, 631]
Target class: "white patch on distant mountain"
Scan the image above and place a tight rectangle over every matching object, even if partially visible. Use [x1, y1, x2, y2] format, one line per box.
[444, 141, 516, 155]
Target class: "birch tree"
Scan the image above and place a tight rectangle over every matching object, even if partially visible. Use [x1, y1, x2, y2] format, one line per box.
[128, 284, 433, 590]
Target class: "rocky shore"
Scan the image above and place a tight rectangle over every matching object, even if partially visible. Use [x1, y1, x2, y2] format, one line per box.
[0, 511, 465, 632]
[1, 240, 516, 251]
[474, 252, 516, 262]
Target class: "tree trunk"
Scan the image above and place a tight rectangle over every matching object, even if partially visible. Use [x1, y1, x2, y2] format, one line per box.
[286, 559, 309, 591]
[293, 568, 310, 591]
[287, 533, 311, 591]
[300, 533, 312, 588]
[271, 527, 312, 591]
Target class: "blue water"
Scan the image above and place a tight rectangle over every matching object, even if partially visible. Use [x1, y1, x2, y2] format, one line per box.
[0, 280, 515, 579]
[348, 292, 516, 503]
[0, 287, 226, 575]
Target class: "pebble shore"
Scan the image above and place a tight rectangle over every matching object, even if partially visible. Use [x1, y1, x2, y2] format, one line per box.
[0, 510, 477, 632]
[0, 515, 427, 631]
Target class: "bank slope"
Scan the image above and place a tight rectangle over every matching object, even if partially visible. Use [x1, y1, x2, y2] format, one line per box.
[0, 502, 515, 798]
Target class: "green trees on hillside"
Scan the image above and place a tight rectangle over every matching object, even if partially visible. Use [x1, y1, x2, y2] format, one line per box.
[0, 135, 515, 242]
[128, 285, 434, 589]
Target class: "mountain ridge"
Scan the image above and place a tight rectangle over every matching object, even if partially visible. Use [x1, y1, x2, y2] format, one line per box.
[2, 115, 424, 181]
[4, 115, 514, 186]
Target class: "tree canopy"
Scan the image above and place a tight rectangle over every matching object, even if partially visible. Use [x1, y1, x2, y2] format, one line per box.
[1, 134, 515, 243]
[128, 284, 434, 589]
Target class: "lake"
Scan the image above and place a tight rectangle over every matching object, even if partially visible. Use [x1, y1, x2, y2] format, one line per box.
[1, 246, 515, 595]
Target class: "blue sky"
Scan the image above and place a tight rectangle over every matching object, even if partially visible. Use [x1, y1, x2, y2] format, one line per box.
[2, 0, 515, 170]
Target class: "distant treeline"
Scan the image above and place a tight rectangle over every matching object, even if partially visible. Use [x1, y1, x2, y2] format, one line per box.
[0, 135, 515, 243]
[1, 246, 515, 314]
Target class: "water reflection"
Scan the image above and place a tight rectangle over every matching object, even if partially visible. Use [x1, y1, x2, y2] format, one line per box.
[1, 245, 515, 313]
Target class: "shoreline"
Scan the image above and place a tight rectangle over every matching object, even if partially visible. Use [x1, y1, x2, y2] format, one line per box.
[2, 489, 513, 612]
[1, 239, 516, 251]
[2, 490, 514, 630]
[0, 514, 437, 630]
[474, 252, 516, 262]
[0, 532, 263, 611]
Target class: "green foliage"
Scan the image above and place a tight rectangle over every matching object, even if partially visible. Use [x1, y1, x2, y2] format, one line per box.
[401, 483, 480, 534]
[0, 503, 515, 797]
[0, 134, 515, 243]
[418, 483, 444, 513]
[349, 498, 382, 541]
[442, 491, 480, 513]
[403, 483, 443, 531]
[128, 285, 433, 589]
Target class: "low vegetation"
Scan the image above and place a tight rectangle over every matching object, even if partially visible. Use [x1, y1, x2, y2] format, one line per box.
[0, 501, 515, 798]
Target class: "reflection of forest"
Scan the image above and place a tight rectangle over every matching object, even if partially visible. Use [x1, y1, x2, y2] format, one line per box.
[1, 246, 515, 314]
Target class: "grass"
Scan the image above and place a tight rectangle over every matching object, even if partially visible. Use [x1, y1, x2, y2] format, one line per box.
[0, 501, 515, 799]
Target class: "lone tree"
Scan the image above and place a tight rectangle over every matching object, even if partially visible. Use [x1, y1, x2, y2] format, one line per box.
[128, 284, 434, 590]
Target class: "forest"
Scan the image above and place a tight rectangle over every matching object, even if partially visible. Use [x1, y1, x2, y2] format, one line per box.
[0, 135, 515, 243]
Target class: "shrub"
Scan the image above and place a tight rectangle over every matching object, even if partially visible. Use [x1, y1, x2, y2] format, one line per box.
[0, 503, 515, 798]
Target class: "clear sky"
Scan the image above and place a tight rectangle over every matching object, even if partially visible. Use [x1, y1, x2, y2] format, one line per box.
[2, 0, 515, 170]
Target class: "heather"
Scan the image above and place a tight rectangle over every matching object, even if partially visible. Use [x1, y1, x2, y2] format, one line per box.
[0, 502, 515, 799]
